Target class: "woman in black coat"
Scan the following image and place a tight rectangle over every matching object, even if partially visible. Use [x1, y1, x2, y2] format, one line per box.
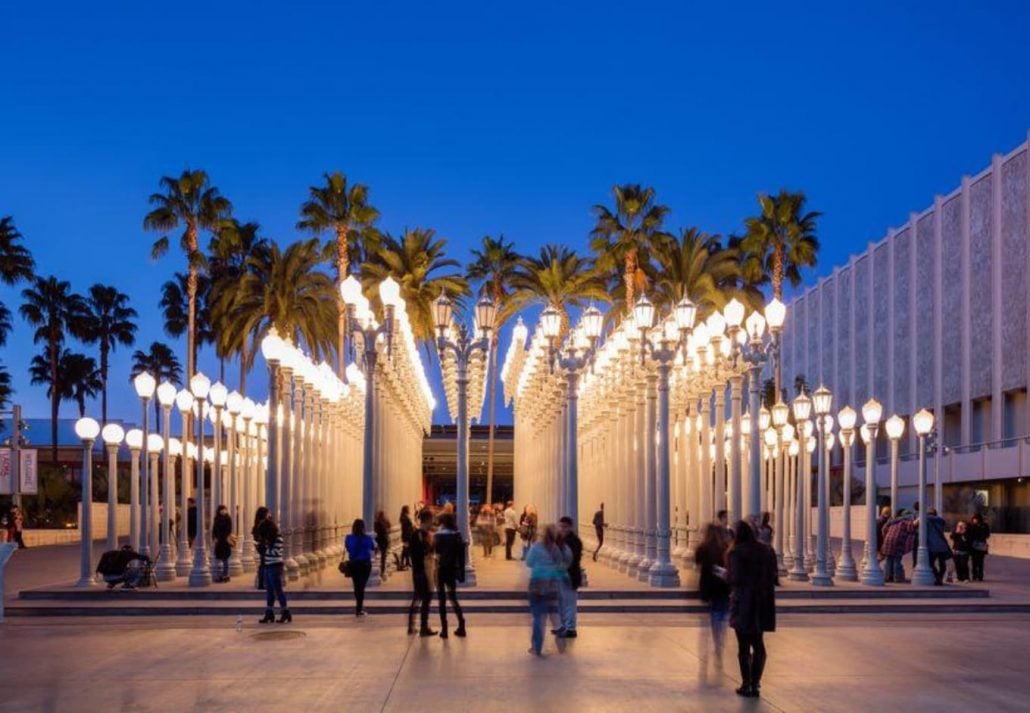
[727, 520, 776, 698]
[966, 514, 991, 582]
[212, 505, 234, 583]
[399, 505, 414, 570]
[695, 523, 731, 660]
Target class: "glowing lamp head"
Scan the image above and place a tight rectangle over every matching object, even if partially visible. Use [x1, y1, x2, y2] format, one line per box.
[339, 275, 363, 305]
[632, 294, 655, 331]
[812, 385, 832, 416]
[175, 389, 194, 414]
[706, 311, 726, 338]
[772, 401, 790, 428]
[859, 424, 871, 444]
[723, 298, 745, 329]
[781, 422, 795, 442]
[792, 391, 812, 422]
[133, 371, 156, 399]
[912, 408, 935, 436]
[147, 433, 163, 453]
[474, 296, 498, 333]
[260, 326, 284, 363]
[764, 428, 778, 447]
[581, 305, 604, 340]
[208, 381, 228, 408]
[432, 293, 454, 332]
[512, 317, 529, 346]
[540, 306, 561, 340]
[156, 381, 177, 407]
[675, 297, 697, 332]
[378, 276, 401, 307]
[764, 298, 786, 331]
[190, 372, 211, 400]
[741, 412, 752, 435]
[838, 405, 857, 432]
[885, 414, 905, 440]
[745, 311, 766, 342]
[125, 429, 143, 450]
[226, 390, 244, 415]
[862, 398, 883, 426]
[168, 438, 183, 457]
[758, 406, 771, 431]
[241, 397, 256, 421]
[101, 423, 124, 446]
[74, 417, 100, 441]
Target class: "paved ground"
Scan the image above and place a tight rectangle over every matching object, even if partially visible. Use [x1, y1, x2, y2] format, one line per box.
[0, 612, 1027, 712]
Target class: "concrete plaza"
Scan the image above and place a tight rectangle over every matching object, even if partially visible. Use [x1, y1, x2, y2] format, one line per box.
[1, 612, 1028, 712]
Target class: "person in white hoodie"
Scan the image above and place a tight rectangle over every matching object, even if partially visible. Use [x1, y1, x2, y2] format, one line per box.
[503, 501, 519, 560]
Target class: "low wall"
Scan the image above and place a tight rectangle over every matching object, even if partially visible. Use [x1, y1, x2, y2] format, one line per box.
[15, 503, 132, 547]
[986, 534, 1030, 558]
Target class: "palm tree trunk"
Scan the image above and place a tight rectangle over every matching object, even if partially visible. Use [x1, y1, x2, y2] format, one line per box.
[186, 265, 197, 381]
[239, 344, 248, 396]
[49, 340, 59, 463]
[485, 332, 499, 505]
[219, 357, 225, 384]
[100, 344, 109, 424]
[624, 251, 637, 311]
[336, 225, 349, 379]
[772, 243, 785, 399]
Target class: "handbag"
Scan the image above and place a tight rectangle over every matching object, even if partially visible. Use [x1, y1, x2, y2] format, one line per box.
[339, 559, 352, 577]
[972, 540, 989, 553]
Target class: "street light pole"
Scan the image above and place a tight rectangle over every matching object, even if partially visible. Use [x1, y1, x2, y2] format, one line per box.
[134, 372, 156, 559]
[156, 382, 177, 581]
[912, 408, 936, 586]
[837, 406, 858, 581]
[188, 372, 213, 588]
[860, 399, 884, 586]
[75, 417, 100, 587]
[101, 424, 124, 552]
[811, 386, 833, 586]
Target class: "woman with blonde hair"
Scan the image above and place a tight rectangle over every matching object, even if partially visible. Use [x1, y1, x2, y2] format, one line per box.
[525, 523, 571, 656]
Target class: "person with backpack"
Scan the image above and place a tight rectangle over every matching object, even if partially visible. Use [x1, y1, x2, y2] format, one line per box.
[96, 545, 149, 589]
[345, 519, 377, 617]
[555, 516, 583, 639]
[433, 513, 467, 638]
[407, 510, 436, 636]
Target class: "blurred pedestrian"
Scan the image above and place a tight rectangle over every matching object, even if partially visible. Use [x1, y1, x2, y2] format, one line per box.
[212, 505, 234, 583]
[407, 510, 436, 636]
[503, 501, 519, 560]
[187, 497, 197, 548]
[695, 523, 731, 664]
[592, 503, 606, 561]
[374, 510, 391, 579]
[925, 507, 952, 585]
[433, 513, 467, 638]
[727, 520, 776, 698]
[950, 521, 970, 582]
[345, 518, 376, 616]
[880, 509, 916, 583]
[10, 505, 26, 549]
[555, 516, 582, 638]
[756, 512, 773, 547]
[525, 523, 570, 656]
[519, 505, 538, 560]
[399, 505, 414, 571]
[967, 513, 990, 582]
[477, 504, 495, 558]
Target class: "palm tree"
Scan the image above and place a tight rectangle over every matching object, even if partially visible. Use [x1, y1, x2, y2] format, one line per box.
[143, 169, 232, 380]
[30, 351, 102, 418]
[466, 235, 521, 504]
[590, 184, 671, 311]
[213, 238, 338, 370]
[159, 271, 214, 375]
[361, 228, 470, 345]
[297, 172, 380, 376]
[739, 190, 821, 301]
[81, 284, 138, 423]
[208, 219, 268, 392]
[0, 363, 11, 410]
[20, 276, 88, 461]
[130, 342, 183, 431]
[651, 228, 744, 319]
[0, 217, 36, 345]
[510, 245, 609, 335]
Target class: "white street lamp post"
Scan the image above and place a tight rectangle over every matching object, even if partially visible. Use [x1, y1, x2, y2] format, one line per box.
[789, 393, 811, 581]
[133, 371, 156, 558]
[188, 372, 213, 587]
[911, 408, 937, 586]
[76, 417, 100, 587]
[811, 386, 833, 586]
[175, 390, 194, 576]
[860, 399, 885, 586]
[885, 414, 905, 516]
[126, 429, 142, 551]
[101, 424, 124, 552]
[836, 406, 858, 581]
[155, 381, 177, 581]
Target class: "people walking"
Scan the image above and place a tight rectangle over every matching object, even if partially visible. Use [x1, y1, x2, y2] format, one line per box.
[592, 503, 605, 561]
[252, 507, 269, 590]
[186, 498, 197, 548]
[399, 505, 414, 571]
[556, 516, 583, 639]
[503, 501, 519, 560]
[345, 519, 377, 616]
[476, 505, 495, 558]
[525, 523, 571, 656]
[519, 505, 538, 560]
[695, 523, 731, 664]
[967, 514, 990, 582]
[880, 509, 916, 583]
[433, 513, 467, 638]
[212, 505, 234, 583]
[950, 521, 970, 582]
[408, 510, 437, 636]
[756, 512, 773, 547]
[925, 507, 952, 585]
[254, 508, 290, 624]
[374, 510, 391, 579]
[727, 520, 776, 698]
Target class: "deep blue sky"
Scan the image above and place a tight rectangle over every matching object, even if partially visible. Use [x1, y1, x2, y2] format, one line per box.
[2, 1, 1029, 429]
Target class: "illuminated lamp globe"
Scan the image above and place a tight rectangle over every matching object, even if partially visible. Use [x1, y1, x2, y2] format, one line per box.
[190, 372, 211, 400]
[912, 408, 935, 436]
[862, 398, 883, 426]
[101, 423, 124, 445]
[74, 417, 100, 441]
[765, 298, 786, 331]
[885, 414, 905, 441]
[723, 298, 745, 329]
[125, 429, 143, 450]
[133, 371, 156, 399]
[838, 406, 857, 432]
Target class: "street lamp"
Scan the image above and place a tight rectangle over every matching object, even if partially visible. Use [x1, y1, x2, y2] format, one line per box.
[722, 298, 745, 525]
[226, 390, 245, 577]
[101, 423, 124, 552]
[155, 381, 177, 581]
[885, 414, 905, 515]
[860, 398, 884, 586]
[260, 327, 284, 520]
[188, 371, 212, 587]
[789, 391, 811, 581]
[125, 428, 143, 551]
[911, 408, 936, 586]
[133, 371, 156, 558]
[836, 405, 858, 581]
[341, 276, 397, 585]
[174, 389, 195, 576]
[434, 292, 496, 586]
[811, 385, 833, 586]
[75, 416, 100, 587]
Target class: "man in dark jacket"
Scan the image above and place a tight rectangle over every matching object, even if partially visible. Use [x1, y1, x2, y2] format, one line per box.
[407, 510, 436, 636]
[728, 520, 776, 698]
[592, 504, 605, 561]
[433, 513, 467, 638]
[557, 516, 583, 638]
[186, 498, 197, 548]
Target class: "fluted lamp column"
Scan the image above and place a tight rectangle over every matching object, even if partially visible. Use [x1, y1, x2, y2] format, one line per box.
[911, 409, 937, 586]
[811, 386, 834, 586]
[133, 371, 156, 559]
[885, 415, 905, 517]
[175, 389, 195, 576]
[860, 398, 885, 586]
[126, 429, 142, 551]
[226, 391, 245, 577]
[836, 406, 858, 581]
[155, 381, 178, 581]
[101, 424, 124, 552]
[76, 417, 100, 587]
[188, 372, 213, 587]
[788, 392, 810, 581]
